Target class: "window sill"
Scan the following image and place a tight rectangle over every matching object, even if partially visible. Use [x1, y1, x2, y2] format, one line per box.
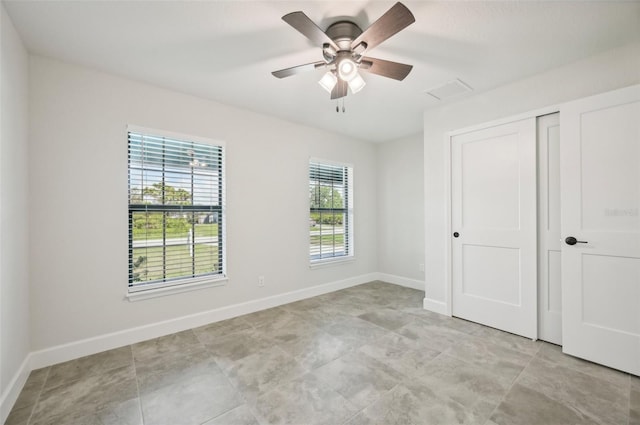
[309, 256, 355, 269]
[126, 276, 228, 302]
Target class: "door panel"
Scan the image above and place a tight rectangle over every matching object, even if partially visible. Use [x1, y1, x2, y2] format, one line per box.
[462, 245, 521, 305]
[582, 254, 640, 334]
[580, 102, 639, 232]
[451, 118, 537, 339]
[561, 84, 640, 375]
[461, 133, 521, 229]
[538, 113, 562, 344]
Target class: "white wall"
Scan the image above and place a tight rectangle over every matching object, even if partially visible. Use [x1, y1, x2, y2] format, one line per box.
[28, 56, 378, 352]
[377, 133, 424, 285]
[0, 1, 30, 412]
[424, 42, 640, 308]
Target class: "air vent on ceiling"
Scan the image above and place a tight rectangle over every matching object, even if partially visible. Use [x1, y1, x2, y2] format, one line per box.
[425, 78, 473, 100]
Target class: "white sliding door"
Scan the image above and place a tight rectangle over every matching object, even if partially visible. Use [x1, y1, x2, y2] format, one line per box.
[451, 118, 537, 339]
[561, 85, 640, 375]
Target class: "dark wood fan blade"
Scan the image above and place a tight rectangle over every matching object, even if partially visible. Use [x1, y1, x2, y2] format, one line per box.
[360, 56, 412, 81]
[331, 79, 348, 99]
[282, 12, 339, 50]
[272, 61, 326, 78]
[351, 2, 415, 52]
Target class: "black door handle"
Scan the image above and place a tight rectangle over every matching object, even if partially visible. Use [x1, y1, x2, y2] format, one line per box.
[453, 232, 459, 238]
[565, 236, 588, 246]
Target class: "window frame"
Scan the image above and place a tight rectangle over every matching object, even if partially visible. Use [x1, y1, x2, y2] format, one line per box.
[308, 158, 354, 266]
[126, 125, 227, 299]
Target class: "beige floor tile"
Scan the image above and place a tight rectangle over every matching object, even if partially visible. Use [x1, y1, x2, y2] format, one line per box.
[313, 350, 402, 409]
[202, 404, 260, 425]
[347, 382, 495, 425]
[443, 335, 531, 384]
[140, 369, 242, 425]
[357, 332, 440, 379]
[357, 308, 415, 331]
[131, 329, 203, 363]
[4, 405, 32, 425]
[44, 346, 132, 391]
[223, 345, 308, 404]
[203, 327, 274, 370]
[536, 342, 629, 387]
[516, 356, 629, 425]
[31, 365, 138, 425]
[254, 373, 358, 425]
[192, 316, 253, 343]
[490, 383, 599, 425]
[396, 318, 472, 352]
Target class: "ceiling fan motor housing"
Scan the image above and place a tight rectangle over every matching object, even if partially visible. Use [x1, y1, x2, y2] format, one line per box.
[326, 21, 362, 50]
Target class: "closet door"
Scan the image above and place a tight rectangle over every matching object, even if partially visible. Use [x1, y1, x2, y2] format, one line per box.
[561, 85, 640, 375]
[538, 113, 562, 344]
[451, 118, 537, 339]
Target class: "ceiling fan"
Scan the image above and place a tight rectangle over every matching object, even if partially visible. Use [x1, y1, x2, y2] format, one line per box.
[272, 2, 415, 100]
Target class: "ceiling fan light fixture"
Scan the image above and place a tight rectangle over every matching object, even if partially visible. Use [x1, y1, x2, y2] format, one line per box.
[347, 73, 366, 94]
[338, 58, 358, 82]
[318, 71, 338, 93]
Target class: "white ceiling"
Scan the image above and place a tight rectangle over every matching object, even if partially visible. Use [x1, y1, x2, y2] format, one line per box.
[4, 1, 640, 142]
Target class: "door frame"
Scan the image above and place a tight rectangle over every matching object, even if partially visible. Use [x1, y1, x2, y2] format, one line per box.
[443, 105, 561, 323]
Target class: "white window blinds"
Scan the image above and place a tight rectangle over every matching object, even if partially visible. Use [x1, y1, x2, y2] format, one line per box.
[128, 129, 225, 289]
[309, 160, 353, 262]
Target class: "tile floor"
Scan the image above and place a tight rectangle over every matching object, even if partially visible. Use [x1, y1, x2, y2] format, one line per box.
[6, 281, 640, 425]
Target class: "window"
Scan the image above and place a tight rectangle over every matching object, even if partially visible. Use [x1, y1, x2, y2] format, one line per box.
[309, 160, 353, 262]
[128, 127, 225, 293]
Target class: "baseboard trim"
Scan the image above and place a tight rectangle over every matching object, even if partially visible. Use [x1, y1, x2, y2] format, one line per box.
[1, 353, 31, 424]
[376, 273, 425, 291]
[29, 272, 378, 370]
[423, 297, 449, 316]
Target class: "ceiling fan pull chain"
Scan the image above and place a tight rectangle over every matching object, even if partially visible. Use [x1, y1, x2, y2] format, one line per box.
[336, 102, 339, 113]
[342, 98, 346, 113]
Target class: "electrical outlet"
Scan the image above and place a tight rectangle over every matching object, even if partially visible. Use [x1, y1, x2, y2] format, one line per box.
[419, 263, 425, 272]
[258, 276, 265, 287]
